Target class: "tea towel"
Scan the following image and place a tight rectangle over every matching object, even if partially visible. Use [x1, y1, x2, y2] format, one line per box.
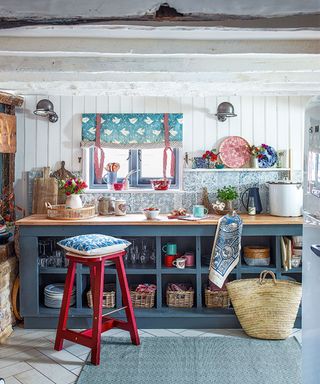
[209, 213, 243, 288]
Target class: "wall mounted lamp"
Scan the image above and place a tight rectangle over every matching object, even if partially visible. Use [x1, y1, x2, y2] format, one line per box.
[215, 102, 237, 122]
[33, 99, 59, 123]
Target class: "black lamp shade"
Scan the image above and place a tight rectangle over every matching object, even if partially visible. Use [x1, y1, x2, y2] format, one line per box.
[33, 99, 58, 123]
[215, 102, 237, 122]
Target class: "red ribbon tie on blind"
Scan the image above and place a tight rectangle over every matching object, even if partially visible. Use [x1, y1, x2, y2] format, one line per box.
[163, 113, 175, 179]
[94, 114, 105, 184]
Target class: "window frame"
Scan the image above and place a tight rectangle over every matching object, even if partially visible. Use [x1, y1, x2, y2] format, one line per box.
[83, 147, 181, 191]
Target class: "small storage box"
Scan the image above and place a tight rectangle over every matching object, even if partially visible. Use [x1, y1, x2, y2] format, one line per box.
[244, 246, 270, 266]
[205, 288, 230, 308]
[87, 284, 115, 309]
[130, 289, 155, 309]
[166, 285, 194, 308]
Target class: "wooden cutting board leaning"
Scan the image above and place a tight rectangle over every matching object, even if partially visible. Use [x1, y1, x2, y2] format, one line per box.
[32, 167, 58, 214]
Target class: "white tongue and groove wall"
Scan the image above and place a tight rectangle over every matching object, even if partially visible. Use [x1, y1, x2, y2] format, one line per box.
[1, 25, 317, 212]
[14, 95, 307, 212]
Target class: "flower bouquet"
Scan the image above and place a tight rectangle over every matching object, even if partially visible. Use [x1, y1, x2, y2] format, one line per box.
[59, 178, 88, 208]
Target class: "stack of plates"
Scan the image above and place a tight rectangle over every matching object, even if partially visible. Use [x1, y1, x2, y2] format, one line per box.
[44, 283, 75, 309]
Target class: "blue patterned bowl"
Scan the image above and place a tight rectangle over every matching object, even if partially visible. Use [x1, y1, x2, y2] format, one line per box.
[258, 145, 278, 168]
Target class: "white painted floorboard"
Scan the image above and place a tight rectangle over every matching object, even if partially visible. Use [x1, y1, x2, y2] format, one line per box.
[0, 326, 301, 384]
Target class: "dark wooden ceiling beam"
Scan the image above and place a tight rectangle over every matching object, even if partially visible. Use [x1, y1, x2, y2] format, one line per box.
[0, 13, 319, 29]
[0, 91, 24, 107]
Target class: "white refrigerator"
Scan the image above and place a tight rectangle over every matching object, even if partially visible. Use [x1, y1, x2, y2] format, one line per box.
[303, 96, 320, 384]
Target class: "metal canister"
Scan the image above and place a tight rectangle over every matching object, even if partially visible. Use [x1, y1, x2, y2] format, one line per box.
[98, 197, 115, 215]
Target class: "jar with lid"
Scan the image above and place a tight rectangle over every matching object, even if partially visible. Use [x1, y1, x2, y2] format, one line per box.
[248, 196, 256, 215]
[98, 197, 115, 215]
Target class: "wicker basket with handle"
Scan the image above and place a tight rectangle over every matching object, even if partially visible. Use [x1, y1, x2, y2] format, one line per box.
[87, 284, 115, 309]
[166, 286, 194, 308]
[204, 288, 230, 308]
[226, 270, 302, 340]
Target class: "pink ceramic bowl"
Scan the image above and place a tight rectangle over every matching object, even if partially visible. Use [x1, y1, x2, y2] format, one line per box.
[113, 182, 124, 191]
[151, 179, 171, 191]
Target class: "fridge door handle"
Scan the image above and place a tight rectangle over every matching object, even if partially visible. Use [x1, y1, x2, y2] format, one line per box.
[311, 244, 320, 257]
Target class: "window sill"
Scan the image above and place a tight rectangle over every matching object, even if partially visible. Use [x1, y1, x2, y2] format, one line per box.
[84, 188, 184, 194]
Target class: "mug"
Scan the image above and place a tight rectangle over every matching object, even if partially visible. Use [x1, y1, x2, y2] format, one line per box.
[115, 199, 128, 216]
[193, 205, 208, 218]
[162, 243, 177, 255]
[183, 251, 195, 267]
[172, 257, 186, 269]
[103, 171, 117, 185]
[164, 254, 177, 268]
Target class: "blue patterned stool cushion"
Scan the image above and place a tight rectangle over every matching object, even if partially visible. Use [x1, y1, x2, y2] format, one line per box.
[58, 234, 131, 256]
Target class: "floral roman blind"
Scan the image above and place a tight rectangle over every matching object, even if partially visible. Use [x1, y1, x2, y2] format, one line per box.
[81, 113, 183, 149]
[81, 113, 183, 182]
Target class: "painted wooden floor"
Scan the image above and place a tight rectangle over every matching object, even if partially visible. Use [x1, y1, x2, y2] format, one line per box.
[0, 326, 302, 384]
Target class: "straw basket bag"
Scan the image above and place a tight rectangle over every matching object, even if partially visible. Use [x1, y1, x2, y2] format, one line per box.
[226, 270, 302, 340]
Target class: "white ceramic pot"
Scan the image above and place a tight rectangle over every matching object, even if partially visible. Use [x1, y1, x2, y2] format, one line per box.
[268, 182, 303, 217]
[66, 194, 83, 209]
[251, 156, 259, 168]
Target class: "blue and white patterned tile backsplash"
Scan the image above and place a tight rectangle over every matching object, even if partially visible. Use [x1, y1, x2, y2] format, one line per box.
[27, 169, 302, 215]
[81, 169, 302, 214]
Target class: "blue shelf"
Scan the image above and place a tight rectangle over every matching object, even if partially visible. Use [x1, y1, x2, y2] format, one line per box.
[281, 267, 302, 273]
[240, 265, 277, 274]
[40, 267, 68, 274]
[161, 267, 197, 274]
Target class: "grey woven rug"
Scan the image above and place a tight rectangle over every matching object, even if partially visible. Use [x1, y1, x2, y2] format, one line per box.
[77, 336, 301, 384]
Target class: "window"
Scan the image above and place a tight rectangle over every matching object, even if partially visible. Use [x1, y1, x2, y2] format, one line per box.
[87, 148, 180, 189]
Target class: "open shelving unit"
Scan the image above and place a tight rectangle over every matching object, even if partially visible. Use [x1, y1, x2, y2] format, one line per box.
[19, 220, 302, 329]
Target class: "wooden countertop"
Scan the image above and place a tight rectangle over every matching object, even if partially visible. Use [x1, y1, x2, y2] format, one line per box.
[16, 214, 303, 226]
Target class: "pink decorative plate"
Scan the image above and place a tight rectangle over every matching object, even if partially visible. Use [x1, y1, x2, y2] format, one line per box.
[219, 136, 251, 168]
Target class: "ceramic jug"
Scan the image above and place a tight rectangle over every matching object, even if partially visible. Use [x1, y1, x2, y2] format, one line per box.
[241, 187, 262, 214]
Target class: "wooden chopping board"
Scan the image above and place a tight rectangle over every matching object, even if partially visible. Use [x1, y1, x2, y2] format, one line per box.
[32, 167, 58, 214]
[0, 113, 16, 153]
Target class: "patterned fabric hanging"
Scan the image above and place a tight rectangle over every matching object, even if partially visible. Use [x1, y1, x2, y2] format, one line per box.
[81, 113, 183, 149]
[209, 213, 243, 288]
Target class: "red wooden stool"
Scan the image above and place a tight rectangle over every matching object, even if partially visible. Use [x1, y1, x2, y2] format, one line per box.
[54, 250, 140, 365]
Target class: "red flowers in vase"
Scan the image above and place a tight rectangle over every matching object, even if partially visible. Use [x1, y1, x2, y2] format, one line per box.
[59, 178, 88, 196]
[202, 150, 221, 168]
[249, 144, 268, 160]
[202, 150, 219, 162]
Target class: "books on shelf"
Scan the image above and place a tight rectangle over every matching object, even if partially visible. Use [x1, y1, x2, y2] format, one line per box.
[281, 236, 302, 270]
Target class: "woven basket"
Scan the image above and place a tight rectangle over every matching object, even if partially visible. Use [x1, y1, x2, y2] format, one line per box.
[205, 288, 230, 308]
[243, 246, 270, 266]
[130, 290, 155, 309]
[46, 203, 96, 220]
[166, 286, 194, 308]
[227, 270, 302, 340]
[87, 284, 115, 309]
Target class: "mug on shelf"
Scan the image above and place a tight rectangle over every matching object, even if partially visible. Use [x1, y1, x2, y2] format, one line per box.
[162, 243, 177, 255]
[103, 171, 118, 185]
[164, 254, 177, 268]
[172, 257, 186, 269]
[183, 251, 195, 267]
[193, 205, 208, 218]
[114, 199, 129, 216]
